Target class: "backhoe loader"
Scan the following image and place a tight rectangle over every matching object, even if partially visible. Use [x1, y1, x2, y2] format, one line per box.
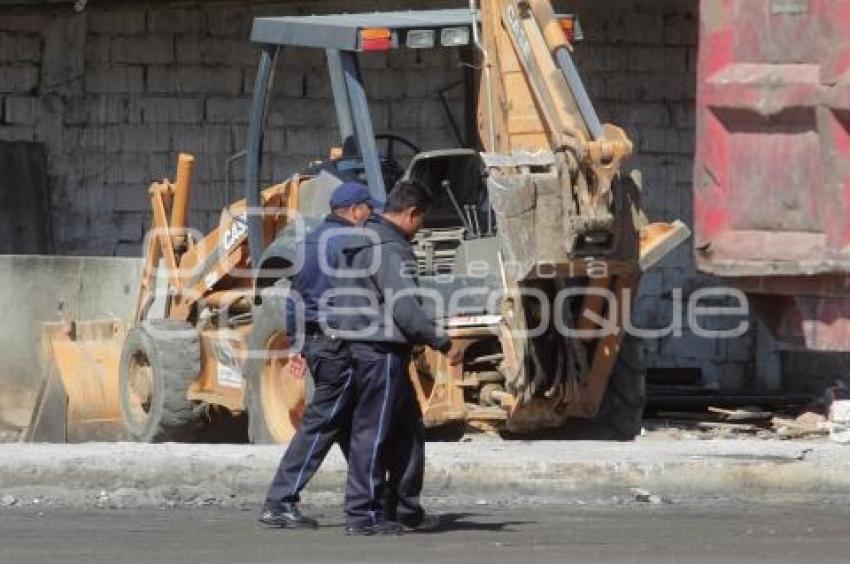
[36, 1, 689, 443]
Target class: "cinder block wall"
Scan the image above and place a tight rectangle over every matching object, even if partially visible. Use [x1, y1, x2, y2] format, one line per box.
[1, 0, 751, 387]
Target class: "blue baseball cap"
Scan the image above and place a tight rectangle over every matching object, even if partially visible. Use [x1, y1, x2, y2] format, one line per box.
[329, 181, 382, 210]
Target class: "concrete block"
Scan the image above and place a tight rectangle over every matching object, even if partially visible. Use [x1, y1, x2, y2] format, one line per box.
[41, 14, 86, 98]
[264, 127, 287, 153]
[114, 212, 145, 242]
[147, 9, 202, 33]
[113, 182, 150, 212]
[643, 75, 696, 102]
[206, 97, 249, 124]
[608, 12, 664, 45]
[303, 71, 331, 99]
[84, 35, 111, 64]
[403, 69, 453, 98]
[114, 242, 143, 257]
[719, 334, 755, 363]
[111, 36, 174, 65]
[605, 74, 643, 101]
[147, 66, 241, 96]
[0, 125, 35, 141]
[638, 127, 696, 155]
[104, 153, 148, 185]
[0, 33, 41, 63]
[64, 96, 128, 125]
[390, 99, 445, 129]
[175, 37, 257, 66]
[664, 13, 698, 46]
[661, 330, 718, 361]
[0, 14, 47, 33]
[189, 181, 229, 213]
[267, 98, 338, 129]
[363, 70, 406, 100]
[286, 127, 339, 159]
[84, 66, 144, 94]
[609, 102, 670, 127]
[204, 7, 251, 38]
[129, 97, 204, 124]
[88, 10, 146, 35]
[117, 124, 172, 153]
[0, 65, 39, 93]
[672, 103, 696, 128]
[172, 124, 233, 155]
[628, 47, 688, 73]
[279, 48, 326, 71]
[4, 96, 35, 125]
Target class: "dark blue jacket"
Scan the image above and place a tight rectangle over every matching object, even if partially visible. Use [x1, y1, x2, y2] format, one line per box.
[330, 215, 451, 352]
[287, 214, 354, 330]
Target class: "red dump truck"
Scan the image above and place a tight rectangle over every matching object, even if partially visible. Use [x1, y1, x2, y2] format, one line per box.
[695, 0, 850, 353]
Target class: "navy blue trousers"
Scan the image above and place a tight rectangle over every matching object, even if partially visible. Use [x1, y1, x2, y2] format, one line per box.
[344, 342, 425, 527]
[265, 334, 353, 503]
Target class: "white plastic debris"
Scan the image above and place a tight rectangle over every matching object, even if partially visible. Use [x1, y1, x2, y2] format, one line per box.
[829, 399, 850, 444]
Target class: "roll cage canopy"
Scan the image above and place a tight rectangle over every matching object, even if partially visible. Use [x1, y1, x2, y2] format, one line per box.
[250, 8, 476, 51]
[243, 9, 476, 267]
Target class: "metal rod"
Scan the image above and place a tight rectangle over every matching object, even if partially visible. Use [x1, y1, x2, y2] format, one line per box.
[244, 45, 279, 271]
[340, 51, 386, 203]
[554, 47, 604, 140]
[438, 79, 465, 147]
[470, 204, 481, 237]
[443, 179, 471, 233]
[469, 0, 495, 150]
[326, 49, 356, 148]
[464, 205, 478, 238]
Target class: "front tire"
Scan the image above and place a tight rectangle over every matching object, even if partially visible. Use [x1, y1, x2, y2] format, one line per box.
[118, 320, 203, 442]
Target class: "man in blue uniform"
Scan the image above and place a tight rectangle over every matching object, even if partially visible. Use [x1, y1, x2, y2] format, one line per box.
[259, 181, 376, 528]
[333, 179, 462, 535]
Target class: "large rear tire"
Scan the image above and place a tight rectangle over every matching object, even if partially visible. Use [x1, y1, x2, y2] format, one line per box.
[592, 334, 647, 440]
[118, 320, 204, 442]
[245, 283, 308, 444]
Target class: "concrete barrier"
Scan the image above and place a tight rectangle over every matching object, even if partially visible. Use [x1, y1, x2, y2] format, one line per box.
[0, 439, 847, 509]
[0, 255, 141, 430]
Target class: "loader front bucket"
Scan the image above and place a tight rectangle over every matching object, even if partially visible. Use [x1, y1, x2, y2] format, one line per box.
[26, 319, 127, 442]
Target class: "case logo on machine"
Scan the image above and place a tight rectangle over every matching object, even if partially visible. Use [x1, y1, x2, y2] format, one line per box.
[223, 214, 248, 252]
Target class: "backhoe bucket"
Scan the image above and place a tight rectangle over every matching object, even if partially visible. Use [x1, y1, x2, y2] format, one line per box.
[26, 319, 127, 442]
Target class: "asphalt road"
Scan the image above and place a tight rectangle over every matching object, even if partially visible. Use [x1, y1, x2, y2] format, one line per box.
[2, 501, 849, 564]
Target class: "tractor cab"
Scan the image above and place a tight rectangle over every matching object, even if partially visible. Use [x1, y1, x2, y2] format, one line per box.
[244, 9, 484, 270]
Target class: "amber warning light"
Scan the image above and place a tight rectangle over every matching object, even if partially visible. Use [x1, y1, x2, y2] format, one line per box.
[360, 28, 393, 51]
[557, 15, 584, 44]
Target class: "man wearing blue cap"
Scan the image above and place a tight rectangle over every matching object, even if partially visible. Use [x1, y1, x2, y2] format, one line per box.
[259, 181, 376, 529]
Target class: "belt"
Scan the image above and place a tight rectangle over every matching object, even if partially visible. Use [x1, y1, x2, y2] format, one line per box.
[304, 322, 323, 336]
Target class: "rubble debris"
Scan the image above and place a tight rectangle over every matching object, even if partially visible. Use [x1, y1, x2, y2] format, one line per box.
[1, 494, 18, 507]
[828, 399, 850, 444]
[772, 412, 829, 440]
[708, 406, 773, 422]
[630, 488, 671, 505]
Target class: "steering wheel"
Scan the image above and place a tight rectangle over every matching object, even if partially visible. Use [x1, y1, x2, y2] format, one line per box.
[375, 133, 421, 180]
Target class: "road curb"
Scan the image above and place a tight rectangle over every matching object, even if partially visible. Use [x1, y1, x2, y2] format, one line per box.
[1, 439, 848, 509]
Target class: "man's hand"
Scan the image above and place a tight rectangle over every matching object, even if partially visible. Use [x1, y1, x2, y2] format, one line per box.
[444, 342, 463, 366]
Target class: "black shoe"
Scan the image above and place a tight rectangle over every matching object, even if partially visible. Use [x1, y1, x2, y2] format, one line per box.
[399, 513, 440, 532]
[258, 501, 318, 529]
[345, 520, 404, 536]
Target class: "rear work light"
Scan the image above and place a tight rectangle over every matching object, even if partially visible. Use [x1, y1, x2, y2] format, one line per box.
[440, 26, 470, 47]
[556, 15, 584, 44]
[406, 29, 435, 49]
[360, 27, 393, 51]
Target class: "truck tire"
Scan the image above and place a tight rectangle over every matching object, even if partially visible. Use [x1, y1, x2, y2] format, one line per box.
[118, 320, 204, 442]
[593, 334, 647, 440]
[245, 282, 309, 444]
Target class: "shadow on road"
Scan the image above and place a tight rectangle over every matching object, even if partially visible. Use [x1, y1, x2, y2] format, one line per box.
[428, 512, 531, 533]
